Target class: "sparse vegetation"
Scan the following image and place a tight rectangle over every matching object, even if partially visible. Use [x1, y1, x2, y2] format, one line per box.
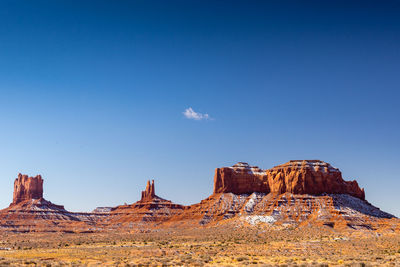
[0, 224, 398, 266]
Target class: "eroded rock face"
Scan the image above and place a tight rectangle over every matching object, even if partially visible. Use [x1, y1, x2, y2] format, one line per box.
[1, 174, 108, 233]
[109, 180, 184, 224]
[173, 192, 394, 228]
[172, 161, 394, 228]
[266, 160, 365, 199]
[140, 180, 155, 202]
[213, 160, 365, 200]
[12, 173, 44, 205]
[214, 162, 269, 195]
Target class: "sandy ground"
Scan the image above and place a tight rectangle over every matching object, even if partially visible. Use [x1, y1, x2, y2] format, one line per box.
[0, 224, 399, 266]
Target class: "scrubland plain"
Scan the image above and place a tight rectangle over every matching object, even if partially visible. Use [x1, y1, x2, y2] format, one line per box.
[0, 224, 399, 266]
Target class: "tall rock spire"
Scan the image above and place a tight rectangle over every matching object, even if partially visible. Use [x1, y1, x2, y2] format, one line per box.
[141, 179, 156, 201]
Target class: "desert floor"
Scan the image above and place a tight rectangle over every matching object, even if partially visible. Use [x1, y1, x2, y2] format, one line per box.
[0, 224, 399, 266]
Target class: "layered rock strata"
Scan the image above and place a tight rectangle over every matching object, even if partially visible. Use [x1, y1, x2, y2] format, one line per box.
[171, 160, 395, 229]
[12, 174, 44, 205]
[173, 192, 394, 229]
[108, 180, 184, 224]
[0, 161, 396, 232]
[0, 174, 107, 232]
[214, 160, 365, 200]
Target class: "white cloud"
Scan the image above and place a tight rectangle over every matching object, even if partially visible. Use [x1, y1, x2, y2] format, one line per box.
[183, 107, 211, 120]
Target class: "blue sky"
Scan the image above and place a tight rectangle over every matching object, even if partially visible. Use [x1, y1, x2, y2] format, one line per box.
[0, 1, 399, 216]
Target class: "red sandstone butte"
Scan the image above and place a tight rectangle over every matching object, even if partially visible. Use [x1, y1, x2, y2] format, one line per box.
[12, 173, 44, 205]
[213, 160, 365, 200]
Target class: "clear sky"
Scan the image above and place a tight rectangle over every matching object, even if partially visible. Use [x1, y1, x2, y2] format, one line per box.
[0, 1, 399, 216]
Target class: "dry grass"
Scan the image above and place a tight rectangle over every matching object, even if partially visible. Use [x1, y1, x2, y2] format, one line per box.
[0, 224, 399, 266]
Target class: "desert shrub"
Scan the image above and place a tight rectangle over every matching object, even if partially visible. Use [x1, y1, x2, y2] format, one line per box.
[236, 256, 249, 262]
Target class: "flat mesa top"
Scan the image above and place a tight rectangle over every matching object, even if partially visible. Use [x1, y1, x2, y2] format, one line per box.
[289, 160, 323, 163]
[228, 160, 341, 174]
[274, 160, 340, 172]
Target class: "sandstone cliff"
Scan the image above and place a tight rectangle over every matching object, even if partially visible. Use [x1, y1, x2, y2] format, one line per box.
[1, 163, 396, 232]
[170, 160, 389, 228]
[12, 173, 44, 205]
[214, 160, 365, 200]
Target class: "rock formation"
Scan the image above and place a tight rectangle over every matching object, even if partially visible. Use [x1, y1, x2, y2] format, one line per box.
[109, 180, 184, 224]
[92, 207, 113, 213]
[266, 160, 365, 199]
[175, 192, 394, 229]
[214, 160, 365, 200]
[12, 173, 44, 205]
[0, 174, 107, 232]
[140, 180, 155, 202]
[0, 162, 396, 232]
[213, 162, 269, 195]
[172, 160, 395, 228]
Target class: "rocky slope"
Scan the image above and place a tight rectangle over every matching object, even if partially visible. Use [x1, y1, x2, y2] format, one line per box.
[0, 174, 106, 232]
[172, 161, 395, 229]
[0, 160, 397, 232]
[105, 180, 184, 226]
[173, 192, 395, 229]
